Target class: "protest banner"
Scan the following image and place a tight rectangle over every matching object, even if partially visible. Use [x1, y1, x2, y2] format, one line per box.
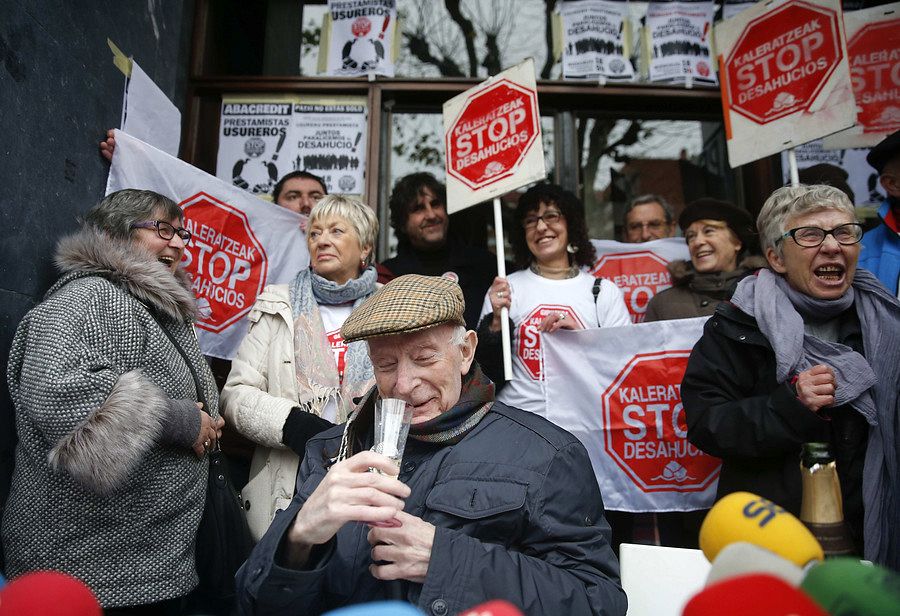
[560, 0, 635, 82]
[590, 238, 691, 323]
[292, 97, 368, 196]
[645, 1, 717, 85]
[216, 95, 295, 197]
[107, 130, 309, 360]
[323, 0, 397, 78]
[543, 318, 720, 512]
[823, 3, 900, 150]
[716, 0, 857, 169]
[444, 58, 546, 378]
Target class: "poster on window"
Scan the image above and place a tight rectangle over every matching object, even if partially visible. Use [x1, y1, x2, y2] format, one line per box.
[543, 318, 719, 512]
[645, 1, 717, 85]
[560, 0, 635, 82]
[781, 139, 885, 206]
[325, 0, 397, 78]
[292, 99, 368, 195]
[215, 96, 294, 198]
[823, 3, 900, 150]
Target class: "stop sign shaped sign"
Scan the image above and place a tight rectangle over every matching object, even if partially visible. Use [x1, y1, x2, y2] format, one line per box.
[591, 251, 672, 323]
[602, 350, 720, 492]
[517, 304, 584, 380]
[725, 0, 843, 124]
[847, 19, 900, 134]
[180, 192, 268, 333]
[446, 79, 540, 191]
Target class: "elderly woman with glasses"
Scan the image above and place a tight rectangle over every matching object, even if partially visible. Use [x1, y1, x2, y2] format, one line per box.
[221, 195, 380, 542]
[681, 184, 900, 569]
[3, 189, 224, 612]
[476, 183, 630, 415]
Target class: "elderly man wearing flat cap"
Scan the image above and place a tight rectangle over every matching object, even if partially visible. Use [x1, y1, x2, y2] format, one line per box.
[235, 274, 627, 616]
[860, 129, 900, 296]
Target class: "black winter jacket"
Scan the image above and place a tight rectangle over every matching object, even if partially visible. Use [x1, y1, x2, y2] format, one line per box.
[236, 401, 627, 616]
[681, 302, 868, 554]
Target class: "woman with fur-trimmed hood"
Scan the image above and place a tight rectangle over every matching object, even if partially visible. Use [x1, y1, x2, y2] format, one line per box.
[644, 198, 765, 322]
[3, 190, 223, 612]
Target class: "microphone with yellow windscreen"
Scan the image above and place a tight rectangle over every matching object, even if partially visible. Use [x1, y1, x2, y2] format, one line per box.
[699, 492, 824, 567]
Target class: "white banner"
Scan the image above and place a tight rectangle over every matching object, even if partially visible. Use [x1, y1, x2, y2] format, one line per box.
[292, 101, 368, 195]
[121, 61, 181, 157]
[589, 238, 691, 323]
[560, 0, 635, 82]
[216, 98, 294, 197]
[543, 318, 720, 512]
[646, 1, 717, 85]
[326, 0, 397, 77]
[107, 130, 309, 360]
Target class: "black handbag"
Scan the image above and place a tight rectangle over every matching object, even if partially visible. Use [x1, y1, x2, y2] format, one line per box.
[149, 313, 253, 609]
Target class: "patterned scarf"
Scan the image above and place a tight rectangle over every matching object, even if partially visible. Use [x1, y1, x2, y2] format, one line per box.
[337, 363, 495, 462]
[288, 267, 377, 423]
[408, 363, 495, 445]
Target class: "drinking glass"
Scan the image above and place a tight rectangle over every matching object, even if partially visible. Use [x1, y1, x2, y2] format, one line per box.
[371, 398, 413, 478]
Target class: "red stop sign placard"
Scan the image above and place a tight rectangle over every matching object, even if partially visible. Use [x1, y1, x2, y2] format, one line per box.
[847, 19, 900, 134]
[445, 79, 540, 191]
[590, 251, 672, 323]
[181, 192, 268, 333]
[725, 0, 843, 124]
[602, 351, 720, 492]
[516, 304, 584, 380]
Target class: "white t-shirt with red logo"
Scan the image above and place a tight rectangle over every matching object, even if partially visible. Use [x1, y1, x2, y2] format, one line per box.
[318, 303, 354, 422]
[480, 268, 631, 415]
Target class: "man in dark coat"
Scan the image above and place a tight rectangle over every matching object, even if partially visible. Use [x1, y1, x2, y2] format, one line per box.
[236, 275, 627, 615]
[381, 173, 499, 329]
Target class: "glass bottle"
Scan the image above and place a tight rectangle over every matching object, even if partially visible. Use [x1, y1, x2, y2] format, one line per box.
[799, 442, 855, 557]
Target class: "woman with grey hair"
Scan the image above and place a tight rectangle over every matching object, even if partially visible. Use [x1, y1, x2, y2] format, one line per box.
[3, 189, 224, 612]
[222, 194, 380, 541]
[681, 184, 900, 569]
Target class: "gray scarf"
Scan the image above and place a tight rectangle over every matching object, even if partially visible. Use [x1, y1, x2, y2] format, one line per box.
[731, 268, 900, 569]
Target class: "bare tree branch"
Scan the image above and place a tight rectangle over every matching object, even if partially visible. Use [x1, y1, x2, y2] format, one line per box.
[403, 31, 465, 76]
[482, 32, 502, 75]
[444, 0, 479, 77]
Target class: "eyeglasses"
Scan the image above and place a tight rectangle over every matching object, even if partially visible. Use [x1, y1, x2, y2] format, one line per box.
[522, 210, 564, 230]
[777, 223, 863, 247]
[626, 220, 668, 233]
[130, 220, 192, 245]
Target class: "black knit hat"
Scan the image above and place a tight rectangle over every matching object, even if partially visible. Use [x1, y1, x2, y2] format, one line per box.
[866, 130, 900, 174]
[679, 198, 758, 254]
[797, 164, 854, 204]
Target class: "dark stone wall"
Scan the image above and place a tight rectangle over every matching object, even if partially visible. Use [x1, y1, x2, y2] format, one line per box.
[0, 0, 195, 553]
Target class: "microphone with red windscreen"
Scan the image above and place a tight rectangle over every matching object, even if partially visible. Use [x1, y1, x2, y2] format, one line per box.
[458, 599, 524, 616]
[0, 571, 102, 616]
[682, 573, 826, 616]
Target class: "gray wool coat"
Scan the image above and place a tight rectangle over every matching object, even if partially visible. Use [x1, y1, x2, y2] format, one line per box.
[3, 227, 219, 608]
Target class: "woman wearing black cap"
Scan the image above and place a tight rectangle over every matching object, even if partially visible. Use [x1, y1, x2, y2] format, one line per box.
[644, 198, 765, 321]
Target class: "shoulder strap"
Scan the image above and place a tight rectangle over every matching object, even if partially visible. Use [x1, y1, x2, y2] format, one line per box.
[144, 308, 210, 415]
[592, 276, 603, 304]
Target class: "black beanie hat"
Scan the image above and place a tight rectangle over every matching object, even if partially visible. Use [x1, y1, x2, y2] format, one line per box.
[679, 198, 758, 255]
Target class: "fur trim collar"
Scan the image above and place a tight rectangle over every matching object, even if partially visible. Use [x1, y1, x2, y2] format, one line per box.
[51, 226, 198, 322]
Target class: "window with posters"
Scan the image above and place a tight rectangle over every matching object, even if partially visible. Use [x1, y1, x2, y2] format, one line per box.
[187, 0, 827, 265]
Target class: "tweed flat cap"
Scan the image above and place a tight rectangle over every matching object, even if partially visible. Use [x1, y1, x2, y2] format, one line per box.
[341, 274, 465, 342]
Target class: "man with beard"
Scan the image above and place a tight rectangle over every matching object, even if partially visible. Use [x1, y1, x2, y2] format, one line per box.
[381, 173, 498, 329]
